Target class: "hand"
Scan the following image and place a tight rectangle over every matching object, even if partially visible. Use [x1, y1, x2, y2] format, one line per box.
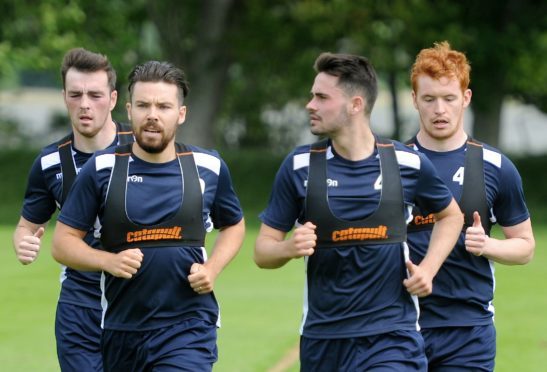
[16, 227, 45, 265]
[188, 263, 216, 295]
[403, 260, 433, 297]
[465, 212, 488, 257]
[105, 248, 143, 279]
[288, 222, 317, 259]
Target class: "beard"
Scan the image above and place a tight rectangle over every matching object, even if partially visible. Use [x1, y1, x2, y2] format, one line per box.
[309, 108, 351, 136]
[134, 127, 175, 154]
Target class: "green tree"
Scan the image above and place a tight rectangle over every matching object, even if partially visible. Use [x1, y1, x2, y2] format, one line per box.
[147, 0, 238, 148]
[1, 0, 545, 149]
[375, 0, 547, 146]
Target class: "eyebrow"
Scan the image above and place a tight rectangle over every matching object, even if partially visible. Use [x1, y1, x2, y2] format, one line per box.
[420, 93, 458, 98]
[310, 91, 328, 97]
[134, 99, 174, 106]
[67, 89, 105, 95]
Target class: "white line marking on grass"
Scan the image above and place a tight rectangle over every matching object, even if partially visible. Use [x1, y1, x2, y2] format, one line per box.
[267, 344, 299, 372]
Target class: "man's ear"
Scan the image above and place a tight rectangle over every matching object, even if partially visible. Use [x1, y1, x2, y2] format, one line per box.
[178, 105, 187, 125]
[110, 90, 118, 111]
[351, 95, 365, 115]
[411, 90, 418, 109]
[463, 89, 472, 108]
[126, 102, 132, 121]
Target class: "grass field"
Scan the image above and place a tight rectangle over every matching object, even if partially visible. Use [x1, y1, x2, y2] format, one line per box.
[0, 224, 545, 371]
[0, 224, 303, 371]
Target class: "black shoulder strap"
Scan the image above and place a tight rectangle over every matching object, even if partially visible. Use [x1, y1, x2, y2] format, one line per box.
[404, 135, 491, 234]
[101, 142, 206, 252]
[57, 133, 77, 205]
[461, 138, 491, 233]
[306, 137, 406, 247]
[116, 122, 134, 145]
[306, 139, 329, 208]
[57, 123, 133, 205]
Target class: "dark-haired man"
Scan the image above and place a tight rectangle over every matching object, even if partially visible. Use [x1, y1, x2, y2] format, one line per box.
[254, 52, 463, 371]
[53, 60, 244, 371]
[13, 47, 132, 371]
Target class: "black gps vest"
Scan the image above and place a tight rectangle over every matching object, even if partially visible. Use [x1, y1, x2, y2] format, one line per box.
[406, 137, 491, 234]
[100, 142, 206, 253]
[305, 137, 407, 248]
[57, 121, 133, 205]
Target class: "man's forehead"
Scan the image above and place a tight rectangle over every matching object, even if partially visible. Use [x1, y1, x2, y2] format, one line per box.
[132, 81, 178, 95]
[416, 75, 461, 91]
[65, 70, 110, 91]
[65, 85, 106, 92]
[311, 72, 342, 92]
[131, 81, 180, 104]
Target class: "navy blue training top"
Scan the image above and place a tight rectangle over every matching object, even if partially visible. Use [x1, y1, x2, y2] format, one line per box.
[21, 124, 130, 310]
[259, 138, 454, 339]
[406, 140, 530, 328]
[57, 145, 243, 331]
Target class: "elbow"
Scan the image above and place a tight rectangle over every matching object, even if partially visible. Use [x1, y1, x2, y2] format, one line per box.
[521, 253, 534, 265]
[51, 227, 70, 265]
[520, 235, 536, 264]
[253, 229, 290, 269]
[520, 243, 535, 265]
[253, 260, 276, 270]
[253, 251, 270, 269]
[253, 249, 284, 269]
[509, 239, 535, 265]
[50, 236, 63, 264]
[455, 211, 464, 230]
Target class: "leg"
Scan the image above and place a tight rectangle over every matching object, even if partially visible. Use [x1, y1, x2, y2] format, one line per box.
[423, 325, 496, 372]
[148, 319, 218, 372]
[361, 330, 427, 372]
[55, 302, 103, 372]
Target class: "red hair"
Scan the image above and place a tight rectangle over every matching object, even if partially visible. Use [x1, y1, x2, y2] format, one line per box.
[410, 41, 471, 92]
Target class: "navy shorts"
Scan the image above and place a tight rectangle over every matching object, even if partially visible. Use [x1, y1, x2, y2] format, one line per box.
[55, 302, 103, 372]
[101, 318, 217, 372]
[300, 330, 427, 371]
[422, 325, 496, 372]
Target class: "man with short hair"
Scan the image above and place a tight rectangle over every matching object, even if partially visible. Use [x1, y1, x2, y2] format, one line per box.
[254, 52, 463, 371]
[12, 47, 132, 371]
[52, 60, 245, 371]
[406, 41, 535, 371]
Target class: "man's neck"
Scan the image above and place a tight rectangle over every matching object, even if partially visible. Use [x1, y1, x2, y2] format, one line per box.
[131, 142, 177, 164]
[416, 130, 468, 152]
[330, 122, 376, 161]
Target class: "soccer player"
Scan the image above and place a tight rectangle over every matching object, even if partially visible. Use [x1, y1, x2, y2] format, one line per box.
[254, 52, 464, 371]
[406, 41, 535, 371]
[12, 48, 132, 371]
[52, 60, 245, 371]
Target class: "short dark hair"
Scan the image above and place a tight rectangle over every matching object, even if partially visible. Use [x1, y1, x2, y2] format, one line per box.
[127, 61, 190, 105]
[313, 52, 378, 116]
[61, 48, 116, 91]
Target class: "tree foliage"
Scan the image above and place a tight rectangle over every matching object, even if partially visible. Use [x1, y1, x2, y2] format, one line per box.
[1, 0, 545, 149]
[0, 0, 149, 100]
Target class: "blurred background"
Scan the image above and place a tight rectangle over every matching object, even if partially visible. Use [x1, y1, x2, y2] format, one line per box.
[2, 0, 546, 224]
[1, 0, 546, 371]
[1, 0, 547, 153]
